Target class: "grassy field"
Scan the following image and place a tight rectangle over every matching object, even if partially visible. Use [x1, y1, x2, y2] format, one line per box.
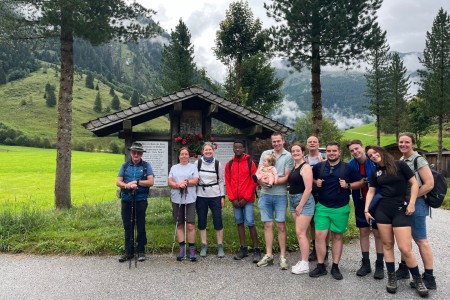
[0, 145, 448, 255]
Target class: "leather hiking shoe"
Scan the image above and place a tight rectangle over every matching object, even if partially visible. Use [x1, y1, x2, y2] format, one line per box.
[252, 247, 262, 263]
[200, 244, 208, 257]
[256, 254, 274, 267]
[234, 246, 248, 260]
[386, 272, 398, 294]
[137, 253, 146, 262]
[279, 256, 288, 270]
[410, 272, 436, 290]
[118, 254, 134, 263]
[411, 275, 429, 297]
[395, 262, 410, 280]
[331, 265, 343, 280]
[309, 264, 327, 277]
[308, 249, 317, 262]
[374, 260, 385, 279]
[356, 258, 371, 277]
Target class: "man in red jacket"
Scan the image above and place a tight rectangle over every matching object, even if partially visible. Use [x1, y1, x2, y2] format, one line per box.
[225, 140, 261, 262]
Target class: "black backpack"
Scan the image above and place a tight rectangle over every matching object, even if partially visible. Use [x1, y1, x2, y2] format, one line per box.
[197, 158, 220, 188]
[413, 156, 447, 208]
[228, 158, 253, 176]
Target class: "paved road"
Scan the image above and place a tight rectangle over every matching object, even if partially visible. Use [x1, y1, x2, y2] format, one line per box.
[1, 209, 449, 300]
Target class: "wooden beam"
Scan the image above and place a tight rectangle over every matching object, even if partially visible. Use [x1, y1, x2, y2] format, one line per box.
[207, 104, 218, 117]
[240, 125, 263, 136]
[172, 102, 182, 115]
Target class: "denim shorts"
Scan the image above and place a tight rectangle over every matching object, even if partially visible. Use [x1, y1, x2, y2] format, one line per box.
[410, 196, 429, 240]
[233, 202, 255, 226]
[289, 193, 315, 216]
[258, 193, 288, 222]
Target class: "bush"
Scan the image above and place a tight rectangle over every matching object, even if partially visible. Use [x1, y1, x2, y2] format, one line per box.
[7, 69, 28, 82]
[109, 142, 120, 154]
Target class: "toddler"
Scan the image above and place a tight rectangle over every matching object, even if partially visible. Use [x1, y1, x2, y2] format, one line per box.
[253, 154, 278, 188]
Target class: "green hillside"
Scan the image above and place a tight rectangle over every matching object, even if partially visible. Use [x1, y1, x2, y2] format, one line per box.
[0, 66, 169, 150]
[343, 123, 450, 152]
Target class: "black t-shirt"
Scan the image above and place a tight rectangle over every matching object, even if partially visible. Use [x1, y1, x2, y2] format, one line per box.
[370, 160, 414, 205]
[288, 162, 307, 194]
[312, 161, 362, 208]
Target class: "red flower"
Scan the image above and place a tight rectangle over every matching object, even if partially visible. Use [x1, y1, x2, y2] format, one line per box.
[210, 136, 215, 141]
[198, 134, 203, 139]
[175, 136, 182, 142]
[182, 139, 187, 145]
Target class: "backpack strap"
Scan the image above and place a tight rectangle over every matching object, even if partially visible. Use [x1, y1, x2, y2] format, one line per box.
[198, 158, 220, 187]
[340, 161, 346, 180]
[318, 161, 327, 179]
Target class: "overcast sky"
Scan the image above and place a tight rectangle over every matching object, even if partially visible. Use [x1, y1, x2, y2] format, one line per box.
[139, 0, 449, 82]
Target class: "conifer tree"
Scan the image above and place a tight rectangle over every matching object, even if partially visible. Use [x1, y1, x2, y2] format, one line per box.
[130, 90, 140, 106]
[85, 72, 94, 89]
[111, 94, 120, 110]
[109, 86, 115, 96]
[265, 0, 382, 137]
[417, 8, 450, 171]
[93, 91, 102, 113]
[46, 88, 57, 107]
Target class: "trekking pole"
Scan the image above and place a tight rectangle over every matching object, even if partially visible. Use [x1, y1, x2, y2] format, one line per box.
[183, 186, 188, 260]
[171, 192, 182, 256]
[133, 188, 138, 268]
[129, 189, 137, 269]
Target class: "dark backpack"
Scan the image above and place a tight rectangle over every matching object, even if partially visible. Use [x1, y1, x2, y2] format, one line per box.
[314, 161, 347, 194]
[197, 158, 220, 187]
[413, 156, 447, 208]
[228, 158, 253, 176]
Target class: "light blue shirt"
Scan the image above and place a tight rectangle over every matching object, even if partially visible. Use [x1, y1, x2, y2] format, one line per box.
[259, 149, 294, 195]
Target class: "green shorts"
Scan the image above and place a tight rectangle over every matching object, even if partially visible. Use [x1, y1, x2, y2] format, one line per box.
[314, 202, 350, 234]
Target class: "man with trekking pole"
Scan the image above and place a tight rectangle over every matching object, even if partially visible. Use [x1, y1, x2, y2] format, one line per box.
[117, 142, 154, 263]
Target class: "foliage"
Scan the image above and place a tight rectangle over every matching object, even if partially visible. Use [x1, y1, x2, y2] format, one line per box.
[417, 8, 450, 171]
[266, 0, 382, 137]
[85, 72, 94, 89]
[130, 90, 140, 106]
[293, 112, 343, 144]
[407, 97, 432, 148]
[365, 24, 391, 145]
[382, 52, 410, 140]
[93, 91, 102, 113]
[173, 133, 216, 157]
[160, 19, 197, 94]
[111, 94, 120, 110]
[45, 88, 57, 107]
[215, 1, 267, 104]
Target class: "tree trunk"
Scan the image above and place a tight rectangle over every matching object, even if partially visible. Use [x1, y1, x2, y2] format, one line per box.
[311, 42, 322, 138]
[54, 26, 74, 209]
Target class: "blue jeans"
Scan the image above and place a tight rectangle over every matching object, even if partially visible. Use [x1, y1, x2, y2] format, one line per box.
[258, 193, 288, 222]
[121, 200, 148, 254]
[233, 201, 255, 226]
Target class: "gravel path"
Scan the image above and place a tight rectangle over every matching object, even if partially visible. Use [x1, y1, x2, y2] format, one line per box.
[1, 209, 449, 300]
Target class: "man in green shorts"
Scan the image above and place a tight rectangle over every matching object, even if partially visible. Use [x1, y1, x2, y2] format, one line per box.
[309, 142, 364, 280]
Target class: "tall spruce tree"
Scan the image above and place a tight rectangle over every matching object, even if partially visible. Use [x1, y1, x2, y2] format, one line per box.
[265, 0, 382, 137]
[130, 90, 140, 106]
[3, 0, 158, 209]
[417, 8, 450, 171]
[365, 25, 391, 145]
[93, 91, 102, 113]
[46, 88, 57, 107]
[160, 19, 197, 94]
[384, 52, 410, 141]
[111, 94, 120, 110]
[214, 1, 267, 104]
[85, 72, 94, 89]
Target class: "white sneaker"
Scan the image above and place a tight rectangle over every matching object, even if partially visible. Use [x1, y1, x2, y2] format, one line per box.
[279, 256, 288, 270]
[291, 260, 309, 274]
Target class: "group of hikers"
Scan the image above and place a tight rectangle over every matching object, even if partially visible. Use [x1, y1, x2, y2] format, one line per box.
[116, 131, 436, 298]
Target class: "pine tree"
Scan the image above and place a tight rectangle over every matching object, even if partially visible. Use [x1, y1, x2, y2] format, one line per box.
[111, 94, 120, 110]
[365, 25, 391, 145]
[160, 19, 197, 94]
[265, 0, 382, 137]
[417, 8, 450, 171]
[46, 89, 57, 107]
[130, 90, 140, 106]
[109, 86, 115, 96]
[383, 52, 410, 140]
[93, 91, 102, 113]
[0, 68, 6, 84]
[85, 72, 94, 89]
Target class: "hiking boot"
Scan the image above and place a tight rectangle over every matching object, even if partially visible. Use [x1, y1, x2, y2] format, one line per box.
[410, 272, 436, 290]
[374, 260, 385, 279]
[291, 260, 309, 275]
[217, 244, 225, 258]
[411, 275, 429, 297]
[252, 247, 262, 263]
[176, 246, 186, 261]
[356, 258, 371, 276]
[189, 247, 197, 262]
[234, 246, 249, 260]
[200, 244, 208, 257]
[279, 256, 288, 270]
[137, 253, 146, 262]
[256, 254, 274, 267]
[395, 262, 410, 280]
[308, 249, 317, 262]
[331, 265, 343, 280]
[386, 272, 398, 294]
[309, 264, 327, 277]
[118, 254, 134, 263]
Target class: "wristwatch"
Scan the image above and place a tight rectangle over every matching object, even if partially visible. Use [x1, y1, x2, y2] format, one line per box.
[347, 183, 351, 189]
[137, 180, 140, 186]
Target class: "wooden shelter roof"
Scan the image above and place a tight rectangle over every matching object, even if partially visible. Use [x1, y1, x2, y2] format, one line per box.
[82, 86, 293, 138]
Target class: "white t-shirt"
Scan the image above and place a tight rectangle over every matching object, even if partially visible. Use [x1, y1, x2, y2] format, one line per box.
[168, 163, 199, 204]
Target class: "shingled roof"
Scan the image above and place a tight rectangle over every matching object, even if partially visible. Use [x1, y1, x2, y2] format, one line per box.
[82, 86, 293, 137]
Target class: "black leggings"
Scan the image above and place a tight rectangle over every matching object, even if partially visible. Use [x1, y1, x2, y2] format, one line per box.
[375, 200, 410, 227]
[121, 200, 148, 254]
